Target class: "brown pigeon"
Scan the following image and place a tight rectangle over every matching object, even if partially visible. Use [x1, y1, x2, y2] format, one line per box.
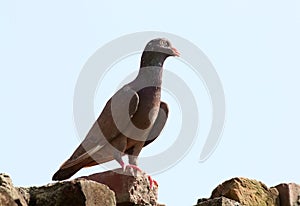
[52, 38, 180, 183]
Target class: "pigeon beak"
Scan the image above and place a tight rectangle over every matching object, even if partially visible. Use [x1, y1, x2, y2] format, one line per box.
[171, 47, 180, 57]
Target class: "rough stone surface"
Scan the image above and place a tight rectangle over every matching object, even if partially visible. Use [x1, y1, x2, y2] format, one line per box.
[210, 177, 279, 206]
[197, 197, 244, 206]
[0, 188, 18, 206]
[27, 179, 116, 206]
[4, 171, 300, 206]
[275, 183, 300, 206]
[0, 173, 28, 206]
[81, 168, 158, 206]
[80, 180, 116, 206]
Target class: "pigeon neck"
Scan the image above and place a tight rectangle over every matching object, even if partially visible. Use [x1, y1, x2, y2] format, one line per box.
[140, 51, 168, 68]
[136, 66, 163, 88]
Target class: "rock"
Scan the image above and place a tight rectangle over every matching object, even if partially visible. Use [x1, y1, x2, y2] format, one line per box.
[80, 168, 158, 206]
[17, 187, 31, 204]
[26, 179, 116, 206]
[275, 183, 300, 206]
[0, 188, 18, 206]
[1, 170, 158, 206]
[0, 173, 28, 206]
[196, 196, 244, 206]
[7, 170, 300, 206]
[210, 177, 279, 206]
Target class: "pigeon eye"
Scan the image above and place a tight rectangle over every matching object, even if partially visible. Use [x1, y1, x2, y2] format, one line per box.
[160, 40, 169, 47]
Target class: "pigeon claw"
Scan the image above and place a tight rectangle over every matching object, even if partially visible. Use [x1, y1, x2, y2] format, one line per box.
[147, 175, 158, 189]
[119, 161, 126, 172]
[125, 164, 142, 176]
[123, 165, 158, 189]
[126, 164, 142, 172]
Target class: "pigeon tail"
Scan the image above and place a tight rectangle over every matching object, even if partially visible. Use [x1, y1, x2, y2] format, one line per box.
[52, 158, 95, 180]
[52, 160, 87, 181]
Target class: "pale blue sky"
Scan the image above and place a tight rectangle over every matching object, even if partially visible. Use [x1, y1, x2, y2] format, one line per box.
[1, 1, 300, 205]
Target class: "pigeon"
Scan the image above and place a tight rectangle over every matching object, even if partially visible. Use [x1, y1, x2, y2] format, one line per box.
[52, 38, 180, 186]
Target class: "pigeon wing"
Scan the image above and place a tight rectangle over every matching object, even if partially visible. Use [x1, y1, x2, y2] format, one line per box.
[143, 101, 169, 147]
[52, 85, 139, 180]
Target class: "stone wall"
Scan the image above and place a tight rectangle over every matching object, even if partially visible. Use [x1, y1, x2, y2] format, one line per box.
[1, 172, 299, 206]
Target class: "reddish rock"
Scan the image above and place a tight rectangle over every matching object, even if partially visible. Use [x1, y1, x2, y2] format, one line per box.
[275, 183, 300, 206]
[80, 168, 158, 206]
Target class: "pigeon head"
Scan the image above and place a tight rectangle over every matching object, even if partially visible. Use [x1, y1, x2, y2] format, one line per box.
[140, 38, 180, 68]
[144, 38, 180, 57]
